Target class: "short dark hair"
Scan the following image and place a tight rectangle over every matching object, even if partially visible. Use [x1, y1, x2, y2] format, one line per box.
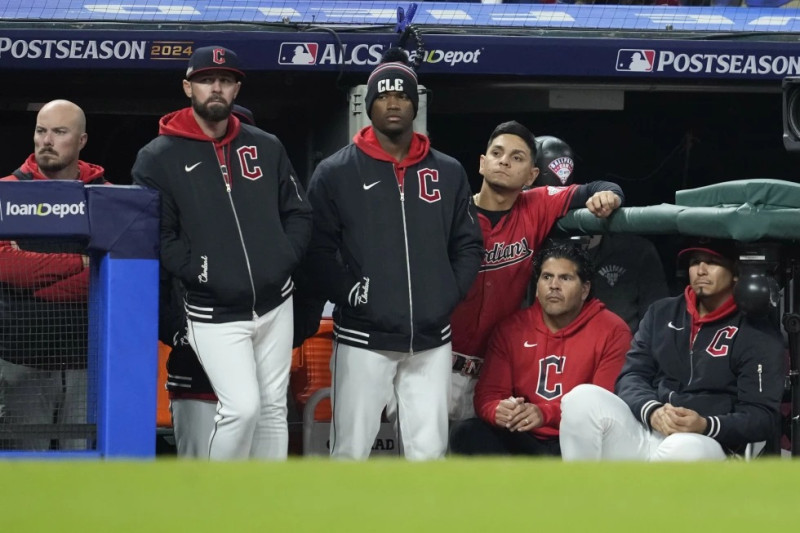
[487, 120, 537, 160]
[533, 241, 596, 285]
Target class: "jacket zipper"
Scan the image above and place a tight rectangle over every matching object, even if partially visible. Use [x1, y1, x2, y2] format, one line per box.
[217, 144, 258, 319]
[757, 364, 763, 392]
[687, 326, 698, 386]
[397, 169, 414, 354]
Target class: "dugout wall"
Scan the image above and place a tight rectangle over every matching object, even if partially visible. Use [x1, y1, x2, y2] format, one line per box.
[0, 182, 159, 459]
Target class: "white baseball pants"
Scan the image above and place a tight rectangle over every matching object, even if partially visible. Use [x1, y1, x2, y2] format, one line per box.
[187, 297, 293, 461]
[330, 342, 451, 461]
[170, 399, 217, 458]
[560, 384, 726, 461]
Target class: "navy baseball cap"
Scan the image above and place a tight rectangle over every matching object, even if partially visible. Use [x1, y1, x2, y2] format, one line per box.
[186, 46, 245, 81]
[678, 237, 739, 266]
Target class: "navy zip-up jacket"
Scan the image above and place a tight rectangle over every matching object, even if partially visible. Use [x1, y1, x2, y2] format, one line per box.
[132, 108, 312, 323]
[616, 287, 785, 453]
[305, 126, 483, 352]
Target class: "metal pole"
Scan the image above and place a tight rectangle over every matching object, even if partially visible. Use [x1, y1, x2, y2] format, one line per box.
[783, 313, 800, 457]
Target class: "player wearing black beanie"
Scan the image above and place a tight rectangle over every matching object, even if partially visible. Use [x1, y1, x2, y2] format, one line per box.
[364, 47, 420, 118]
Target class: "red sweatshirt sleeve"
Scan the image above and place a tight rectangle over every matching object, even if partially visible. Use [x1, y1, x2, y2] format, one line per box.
[34, 268, 89, 302]
[592, 322, 632, 391]
[0, 240, 84, 287]
[474, 328, 515, 425]
[538, 400, 561, 430]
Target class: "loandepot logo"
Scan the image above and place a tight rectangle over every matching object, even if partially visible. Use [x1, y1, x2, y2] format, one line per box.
[3, 201, 86, 218]
[278, 42, 482, 67]
[616, 48, 800, 76]
[408, 48, 482, 66]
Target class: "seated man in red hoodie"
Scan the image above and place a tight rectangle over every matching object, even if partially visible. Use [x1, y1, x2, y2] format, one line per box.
[450, 241, 631, 456]
[0, 99, 105, 450]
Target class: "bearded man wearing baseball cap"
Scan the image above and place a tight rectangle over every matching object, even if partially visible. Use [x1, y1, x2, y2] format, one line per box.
[559, 237, 785, 461]
[132, 45, 313, 460]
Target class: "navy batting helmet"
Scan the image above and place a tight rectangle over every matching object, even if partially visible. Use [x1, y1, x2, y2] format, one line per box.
[535, 136, 575, 187]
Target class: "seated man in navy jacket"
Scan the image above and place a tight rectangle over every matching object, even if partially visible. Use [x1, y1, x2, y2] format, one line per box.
[560, 238, 784, 461]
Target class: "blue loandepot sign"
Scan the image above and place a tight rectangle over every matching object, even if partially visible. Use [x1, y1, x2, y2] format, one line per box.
[0, 1, 799, 80]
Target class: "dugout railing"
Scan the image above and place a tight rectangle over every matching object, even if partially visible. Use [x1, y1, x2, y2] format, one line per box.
[556, 178, 800, 457]
[0, 182, 159, 459]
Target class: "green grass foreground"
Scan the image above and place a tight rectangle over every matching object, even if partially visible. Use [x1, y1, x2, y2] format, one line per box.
[0, 458, 794, 531]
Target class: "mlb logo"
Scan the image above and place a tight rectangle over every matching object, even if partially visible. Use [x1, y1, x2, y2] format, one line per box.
[616, 49, 655, 72]
[278, 42, 318, 65]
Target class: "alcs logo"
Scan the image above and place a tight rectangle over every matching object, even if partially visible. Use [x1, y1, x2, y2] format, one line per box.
[277, 42, 382, 66]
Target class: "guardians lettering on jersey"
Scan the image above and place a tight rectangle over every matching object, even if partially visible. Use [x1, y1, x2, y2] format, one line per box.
[481, 237, 532, 271]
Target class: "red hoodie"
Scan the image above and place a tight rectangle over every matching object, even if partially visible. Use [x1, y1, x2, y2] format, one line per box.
[159, 108, 241, 190]
[475, 298, 632, 439]
[684, 285, 738, 348]
[0, 154, 106, 301]
[352, 125, 429, 191]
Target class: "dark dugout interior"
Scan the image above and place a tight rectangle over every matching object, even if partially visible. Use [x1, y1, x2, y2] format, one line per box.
[1, 68, 798, 208]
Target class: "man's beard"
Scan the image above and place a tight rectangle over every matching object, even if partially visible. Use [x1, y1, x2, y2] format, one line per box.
[36, 152, 67, 172]
[193, 96, 232, 122]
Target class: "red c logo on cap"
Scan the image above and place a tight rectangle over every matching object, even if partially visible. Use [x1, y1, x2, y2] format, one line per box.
[213, 48, 225, 65]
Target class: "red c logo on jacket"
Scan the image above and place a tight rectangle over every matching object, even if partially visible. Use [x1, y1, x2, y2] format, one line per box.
[417, 168, 441, 204]
[706, 326, 738, 357]
[236, 146, 263, 180]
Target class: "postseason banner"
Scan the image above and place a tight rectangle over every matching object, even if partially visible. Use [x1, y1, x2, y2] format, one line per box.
[1, 1, 800, 81]
[0, 181, 90, 238]
[1, 29, 800, 81]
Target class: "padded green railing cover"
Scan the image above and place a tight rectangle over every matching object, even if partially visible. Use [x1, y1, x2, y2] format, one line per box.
[675, 179, 800, 209]
[555, 179, 800, 242]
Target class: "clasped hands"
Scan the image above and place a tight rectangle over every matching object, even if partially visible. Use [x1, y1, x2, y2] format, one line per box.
[649, 403, 707, 436]
[494, 396, 542, 433]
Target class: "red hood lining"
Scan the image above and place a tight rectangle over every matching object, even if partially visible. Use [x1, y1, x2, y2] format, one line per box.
[158, 107, 241, 146]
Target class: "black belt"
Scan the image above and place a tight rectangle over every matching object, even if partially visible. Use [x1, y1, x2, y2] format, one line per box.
[452, 354, 482, 378]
